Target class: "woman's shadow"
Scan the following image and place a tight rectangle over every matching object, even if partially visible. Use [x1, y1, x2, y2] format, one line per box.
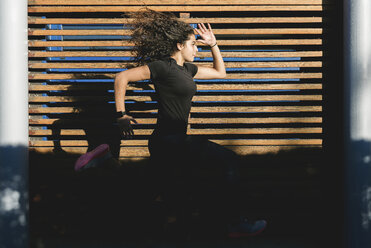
[50, 72, 155, 160]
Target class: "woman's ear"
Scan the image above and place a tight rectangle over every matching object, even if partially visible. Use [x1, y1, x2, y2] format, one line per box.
[176, 42, 184, 51]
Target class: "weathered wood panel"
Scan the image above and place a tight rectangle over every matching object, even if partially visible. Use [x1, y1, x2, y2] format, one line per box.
[28, 6, 323, 13]
[28, 0, 323, 5]
[28, 0, 324, 158]
[28, 17, 323, 25]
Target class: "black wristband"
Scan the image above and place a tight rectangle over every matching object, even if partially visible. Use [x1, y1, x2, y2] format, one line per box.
[210, 42, 217, 48]
[116, 111, 126, 118]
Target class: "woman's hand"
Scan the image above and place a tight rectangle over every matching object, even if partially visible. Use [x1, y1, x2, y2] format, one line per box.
[194, 23, 217, 47]
[117, 115, 137, 138]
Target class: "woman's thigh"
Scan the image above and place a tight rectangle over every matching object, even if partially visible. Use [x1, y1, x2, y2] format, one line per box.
[184, 136, 241, 184]
[148, 134, 240, 183]
[148, 134, 187, 160]
[185, 136, 239, 166]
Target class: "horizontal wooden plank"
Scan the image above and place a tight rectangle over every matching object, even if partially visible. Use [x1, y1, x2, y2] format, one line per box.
[29, 28, 322, 36]
[29, 72, 322, 80]
[29, 127, 322, 136]
[28, 83, 322, 92]
[29, 145, 321, 157]
[28, 39, 322, 47]
[180, 95, 323, 102]
[29, 140, 147, 146]
[29, 106, 322, 114]
[28, 6, 323, 13]
[29, 117, 323, 125]
[28, 17, 323, 25]
[189, 117, 322, 124]
[28, 61, 322, 69]
[29, 139, 322, 147]
[28, 0, 323, 6]
[228, 145, 321, 155]
[190, 106, 322, 113]
[28, 51, 323, 58]
[29, 95, 323, 103]
[31, 146, 150, 157]
[183, 127, 321, 135]
[186, 83, 322, 90]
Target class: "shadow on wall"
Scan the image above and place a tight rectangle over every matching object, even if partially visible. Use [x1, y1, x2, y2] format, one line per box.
[49, 73, 157, 160]
[49, 74, 121, 159]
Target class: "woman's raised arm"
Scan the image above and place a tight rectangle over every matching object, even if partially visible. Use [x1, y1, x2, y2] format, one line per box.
[194, 23, 226, 80]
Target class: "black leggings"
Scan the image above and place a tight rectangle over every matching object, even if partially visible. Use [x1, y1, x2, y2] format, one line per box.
[148, 132, 242, 222]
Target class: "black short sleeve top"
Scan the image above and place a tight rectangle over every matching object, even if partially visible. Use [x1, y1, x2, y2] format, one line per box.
[147, 57, 198, 134]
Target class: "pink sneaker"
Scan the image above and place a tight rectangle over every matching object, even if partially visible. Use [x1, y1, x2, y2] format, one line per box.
[227, 218, 267, 238]
[74, 144, 112, 172]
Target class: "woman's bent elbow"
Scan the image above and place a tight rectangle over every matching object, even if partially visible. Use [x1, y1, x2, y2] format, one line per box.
[114, 71, 127, 86]
[219, 70, 227, 79]
[115, 71, 125, 81]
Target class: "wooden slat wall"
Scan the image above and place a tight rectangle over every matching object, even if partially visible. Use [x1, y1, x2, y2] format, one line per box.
[28, 0, 323, 159]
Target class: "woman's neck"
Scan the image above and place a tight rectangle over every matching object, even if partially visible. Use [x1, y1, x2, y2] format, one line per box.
[170, 53, 185, 66]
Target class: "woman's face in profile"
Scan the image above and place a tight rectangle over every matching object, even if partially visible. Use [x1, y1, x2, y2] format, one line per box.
[180, 34, 198, 62]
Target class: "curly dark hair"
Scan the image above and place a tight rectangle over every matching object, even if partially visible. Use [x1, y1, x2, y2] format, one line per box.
[126, 8, 195, 66]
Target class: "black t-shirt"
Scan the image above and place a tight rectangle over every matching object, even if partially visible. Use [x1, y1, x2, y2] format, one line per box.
[147, 57, 198, 135]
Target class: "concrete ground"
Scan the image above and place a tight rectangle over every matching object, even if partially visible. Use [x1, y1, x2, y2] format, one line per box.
[29, 149, 341, 248]
[32, 236, 321, 248]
